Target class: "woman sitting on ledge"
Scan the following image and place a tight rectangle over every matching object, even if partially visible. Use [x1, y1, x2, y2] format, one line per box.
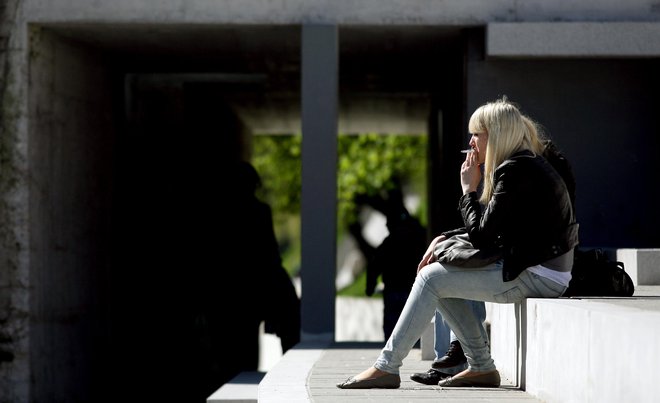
[337, 96, 579, 389]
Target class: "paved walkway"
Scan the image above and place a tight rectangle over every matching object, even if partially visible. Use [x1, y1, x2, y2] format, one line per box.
[307, 342, 541, 402]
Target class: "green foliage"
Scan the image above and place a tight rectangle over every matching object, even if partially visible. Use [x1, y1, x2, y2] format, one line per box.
[252, 135, 302, 218]
[251, 133, 428, 279]
[337, 134, 427, 226]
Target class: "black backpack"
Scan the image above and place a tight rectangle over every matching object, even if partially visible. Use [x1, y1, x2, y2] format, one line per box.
[563, 248, 635, 297]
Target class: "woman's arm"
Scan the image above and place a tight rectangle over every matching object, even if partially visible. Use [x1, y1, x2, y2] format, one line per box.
[417, 234, 446, 272]
[460, 162, 520, 251]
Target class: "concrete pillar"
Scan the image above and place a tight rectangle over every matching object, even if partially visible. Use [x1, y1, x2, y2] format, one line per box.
[300, 24, 338, 341]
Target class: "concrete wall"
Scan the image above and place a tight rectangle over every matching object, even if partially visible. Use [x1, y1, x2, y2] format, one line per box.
[466, 49, 660, 247]
[28, 27, 118, 402]
[0, 1, 31, 402]
[25, 26, 256, 402]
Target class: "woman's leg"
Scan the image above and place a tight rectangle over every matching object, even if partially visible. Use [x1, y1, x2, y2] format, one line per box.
[448, 301, 487, 345]
[435, 298, 494, 371]
[342, 261, 566, 386]
[435, 266, 567, 373]
[375, 261, 566, 374]
[434, 301, 487, 375]
[373, 261, 502, 373]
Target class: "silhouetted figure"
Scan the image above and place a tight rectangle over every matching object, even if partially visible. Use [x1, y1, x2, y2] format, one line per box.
[350, 186, 427, 340]
[238, 163, 301, 354]
[188, 160, 300, 401]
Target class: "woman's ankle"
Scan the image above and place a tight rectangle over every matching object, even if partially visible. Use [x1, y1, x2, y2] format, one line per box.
[355, 367, 390, 380]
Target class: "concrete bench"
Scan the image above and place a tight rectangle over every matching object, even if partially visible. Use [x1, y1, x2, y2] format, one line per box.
[489, 293, 660, 402]
[610, 248, 660, 285]
[489, 247, 660, 402]
[421, 248, 660, 401]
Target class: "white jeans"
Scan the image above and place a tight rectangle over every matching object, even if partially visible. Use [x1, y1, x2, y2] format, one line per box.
[374, 259, 567, 373]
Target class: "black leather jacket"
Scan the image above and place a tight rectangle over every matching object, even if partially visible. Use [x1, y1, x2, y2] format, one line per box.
[448, 149, 579, 282]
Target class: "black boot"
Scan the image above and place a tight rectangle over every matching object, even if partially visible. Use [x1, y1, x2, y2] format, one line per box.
[410, 368, 451, 385]
[432, 340, 467, 369]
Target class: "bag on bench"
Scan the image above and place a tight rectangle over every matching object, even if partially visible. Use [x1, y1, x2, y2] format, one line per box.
[563, 248, 635, 297]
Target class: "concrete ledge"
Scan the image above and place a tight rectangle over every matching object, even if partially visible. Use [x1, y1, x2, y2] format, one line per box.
[488, 22, 660, 57]
[525, 298, 660, 403]
[258, 340, 331, 403]
[486, 301, 521, 386]
[207, 371, 264, 403]
[489, 288, 660, 403]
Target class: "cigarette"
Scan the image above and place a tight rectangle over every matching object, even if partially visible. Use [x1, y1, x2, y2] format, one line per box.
[461, 149, 474, 153]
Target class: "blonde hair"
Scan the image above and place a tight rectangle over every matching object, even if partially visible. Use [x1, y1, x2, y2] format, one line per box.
[468, 96, 546, 204]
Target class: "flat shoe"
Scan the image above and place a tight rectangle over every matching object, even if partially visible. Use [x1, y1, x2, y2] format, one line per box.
[410, 368, 451, 385]
[336, 373, 401, 389]
[437, 370, 500, 388]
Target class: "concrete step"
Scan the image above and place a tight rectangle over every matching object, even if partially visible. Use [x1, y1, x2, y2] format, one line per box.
[489, 285, 660, 403]
[206, 371, 264, 403]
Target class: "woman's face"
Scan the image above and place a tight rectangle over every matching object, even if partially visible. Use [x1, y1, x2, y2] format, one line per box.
[469, 131, 488, 165]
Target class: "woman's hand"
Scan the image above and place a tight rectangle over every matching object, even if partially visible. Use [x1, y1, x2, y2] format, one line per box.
[417, 235, 446, 273]
[460, 150, 482, 194]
